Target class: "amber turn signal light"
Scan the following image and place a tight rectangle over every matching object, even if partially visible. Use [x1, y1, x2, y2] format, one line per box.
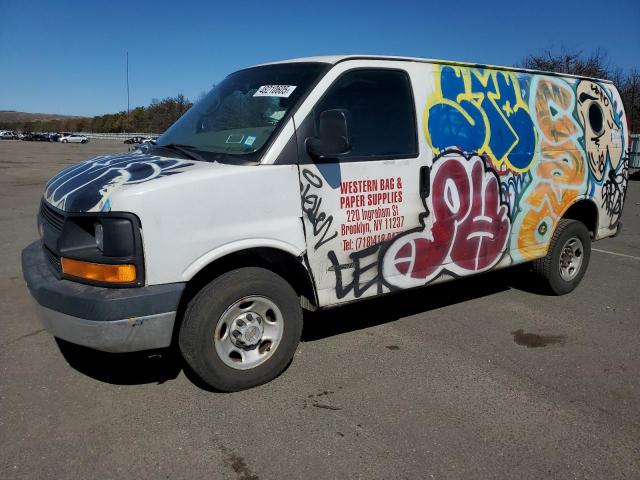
[61, 257, 137, 283]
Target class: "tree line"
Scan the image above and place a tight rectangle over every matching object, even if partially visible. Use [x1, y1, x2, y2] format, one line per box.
[0, 94, 193, 134]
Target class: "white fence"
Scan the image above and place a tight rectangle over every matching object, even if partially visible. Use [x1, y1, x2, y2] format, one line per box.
[79, 132, 159, 141]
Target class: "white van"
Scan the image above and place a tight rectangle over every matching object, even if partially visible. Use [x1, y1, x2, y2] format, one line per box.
[22, 56, 630, 391]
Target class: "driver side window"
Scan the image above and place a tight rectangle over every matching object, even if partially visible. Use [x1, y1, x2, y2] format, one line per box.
[314, 69, 418, 160]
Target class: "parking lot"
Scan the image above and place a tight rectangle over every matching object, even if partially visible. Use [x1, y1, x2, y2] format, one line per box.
[1, 139, 639, 479]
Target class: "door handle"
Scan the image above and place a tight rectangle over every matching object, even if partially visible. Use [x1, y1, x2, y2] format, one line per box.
[420, 166, 431, 198]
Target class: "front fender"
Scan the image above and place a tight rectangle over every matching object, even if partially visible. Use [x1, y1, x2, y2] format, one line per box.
[109, 163, 306, 285]
[181, 238, 306, 281]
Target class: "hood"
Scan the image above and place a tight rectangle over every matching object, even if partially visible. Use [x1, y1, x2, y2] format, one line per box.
[43, 150, 206, 212]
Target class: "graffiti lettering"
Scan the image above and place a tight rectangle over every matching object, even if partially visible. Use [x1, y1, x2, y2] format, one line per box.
[328, 150, 512, 298]
[383, 151, 511, 287]
[300, 169, 338, 250]
[601, 165, 628, 229]
[512, 77, 587, 260]
[424, 66, 537, 173]
[309, 69, 629, 304]
[501, 173, 531, 217]
[329, 245, 390, 299]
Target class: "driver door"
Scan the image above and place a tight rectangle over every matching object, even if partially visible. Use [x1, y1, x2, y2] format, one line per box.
[296, 67, 429, 306]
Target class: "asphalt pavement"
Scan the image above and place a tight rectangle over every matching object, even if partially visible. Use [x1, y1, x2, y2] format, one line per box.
[1, 140, 639, 479]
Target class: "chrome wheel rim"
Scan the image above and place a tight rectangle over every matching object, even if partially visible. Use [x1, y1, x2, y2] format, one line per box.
[213, 295, 284, 370]
[559, 236, 584, 281]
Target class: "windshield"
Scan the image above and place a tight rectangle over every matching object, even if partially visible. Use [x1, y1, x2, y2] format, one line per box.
[156, 62, 327, 161]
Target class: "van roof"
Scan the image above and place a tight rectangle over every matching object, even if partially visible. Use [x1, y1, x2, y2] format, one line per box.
[258, 55, 612, 84]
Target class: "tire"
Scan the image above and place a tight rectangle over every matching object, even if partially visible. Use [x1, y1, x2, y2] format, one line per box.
[62, 139, 67, 143]
[179, 267, 303, 391]
[532, 219, 591, 295]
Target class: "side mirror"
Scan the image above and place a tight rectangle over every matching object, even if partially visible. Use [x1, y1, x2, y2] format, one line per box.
[306, 109, 352, 160]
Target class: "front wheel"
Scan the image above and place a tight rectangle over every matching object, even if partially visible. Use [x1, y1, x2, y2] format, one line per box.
[62, 139, 68, 143]
[179, 267, 303, 391]
[532, 219, 591, 295]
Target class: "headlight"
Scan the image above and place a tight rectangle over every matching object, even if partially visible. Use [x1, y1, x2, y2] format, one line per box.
[60, 217, 135, 257]
[54, 213, 144, 287]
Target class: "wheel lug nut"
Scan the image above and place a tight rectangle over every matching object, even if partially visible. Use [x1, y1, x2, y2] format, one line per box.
[237, 319, 245, 327]
[232, 330, 241, 337]
[246, 313, 253, 321]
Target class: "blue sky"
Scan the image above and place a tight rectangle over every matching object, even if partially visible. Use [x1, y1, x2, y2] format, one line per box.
[1, 0, 638, 117]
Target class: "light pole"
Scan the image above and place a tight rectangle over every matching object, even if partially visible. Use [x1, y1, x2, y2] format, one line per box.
[126, 51, 130, 133]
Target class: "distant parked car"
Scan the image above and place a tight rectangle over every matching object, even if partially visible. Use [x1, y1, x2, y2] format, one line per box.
[124, 136, 148, 144]
[30, 133, 49, 141]
[60, 134, 89, 144]
[21, 132, 44, 141]
[57, 132, 72, 141]
[0, 130, 18, 140]
[57, 133, 70, 142]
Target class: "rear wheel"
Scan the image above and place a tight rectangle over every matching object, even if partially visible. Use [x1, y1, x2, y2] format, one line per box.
[532, 219, 591, 295]
[178, 267, 303, 391]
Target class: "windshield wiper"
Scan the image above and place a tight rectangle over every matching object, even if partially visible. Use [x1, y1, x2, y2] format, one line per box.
[155, 143, 208, 162]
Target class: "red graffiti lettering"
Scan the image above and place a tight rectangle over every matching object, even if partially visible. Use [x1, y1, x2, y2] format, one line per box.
[387, 152, 510, 286]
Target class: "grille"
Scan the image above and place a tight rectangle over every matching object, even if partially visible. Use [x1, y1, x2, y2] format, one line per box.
[43, 245, 62, 275]
[40, 201, 65, 232]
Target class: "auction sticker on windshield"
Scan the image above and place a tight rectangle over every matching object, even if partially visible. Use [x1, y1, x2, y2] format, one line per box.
[254, 85, 297, 97]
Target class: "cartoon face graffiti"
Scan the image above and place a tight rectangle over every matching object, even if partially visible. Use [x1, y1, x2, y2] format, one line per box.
[576, 81, 623, 182]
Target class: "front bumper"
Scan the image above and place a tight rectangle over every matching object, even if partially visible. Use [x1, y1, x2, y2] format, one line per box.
[22, 241, 186, 353]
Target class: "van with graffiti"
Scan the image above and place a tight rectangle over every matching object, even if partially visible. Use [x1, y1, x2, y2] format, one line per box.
[22, 56, 630, 391]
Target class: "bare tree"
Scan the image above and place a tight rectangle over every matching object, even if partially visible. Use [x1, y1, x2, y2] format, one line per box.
[521, 47, 638, 133]
[521, 47, 610, 78]
[622, 68, 640, 133]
